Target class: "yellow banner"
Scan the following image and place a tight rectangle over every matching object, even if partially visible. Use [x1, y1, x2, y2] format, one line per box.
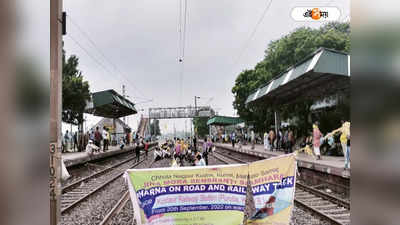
[125, 154, 297, 225]
[247, 154, 296, 225]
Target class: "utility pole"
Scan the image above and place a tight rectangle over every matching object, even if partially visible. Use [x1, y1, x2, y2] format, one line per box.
[194, 96, 197, 117]
[190, 118, 193, 139]
[194, 96, 200, 117]
[122, 84, 126, 124]
[50, 0, 63, 224]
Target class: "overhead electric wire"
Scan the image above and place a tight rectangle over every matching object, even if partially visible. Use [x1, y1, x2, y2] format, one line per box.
[233, 0, 273, 67]
[67, 15, 151, 101]
[67, 35, 115, 80]
[178, 0, 183, 61]
[177, 0, 188, 105]
[177, 0, 183, 104]
[182, 0, 188, 59]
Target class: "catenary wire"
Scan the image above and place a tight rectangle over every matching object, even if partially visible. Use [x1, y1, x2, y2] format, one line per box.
[67, 15, 151, 101]
[232, 0, 273, 67]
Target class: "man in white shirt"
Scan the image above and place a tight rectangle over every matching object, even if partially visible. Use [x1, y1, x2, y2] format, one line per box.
[251, 130, 255, 150]
[85, 140, 99, 156]
[102, 127, 109, 151]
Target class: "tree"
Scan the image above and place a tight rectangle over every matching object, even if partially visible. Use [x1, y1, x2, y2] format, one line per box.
[232, 22, 350, 135]
[62, 49, 91, 125]
[193, 117, 209, 138]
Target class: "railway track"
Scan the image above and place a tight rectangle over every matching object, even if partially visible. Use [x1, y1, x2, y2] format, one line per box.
[212, 154, 350, 225]
[212, 151, 248, 164]
[295, 182, 350, 225]
[98, 159, 170, 225]
[61, 149, 154, 214]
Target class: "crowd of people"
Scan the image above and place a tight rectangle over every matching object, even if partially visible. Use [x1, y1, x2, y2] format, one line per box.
[153, 137, 213, 168]
[263, 120, 350, 169]
[208, 120, 350, 169]
[262, 127, 295, 154]
[82, 126, 150, 159]
[64, 119, 350, 171]
[62, 130, 79, 152]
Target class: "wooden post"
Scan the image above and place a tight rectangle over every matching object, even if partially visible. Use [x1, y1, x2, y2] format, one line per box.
[50, 0, 63, 224]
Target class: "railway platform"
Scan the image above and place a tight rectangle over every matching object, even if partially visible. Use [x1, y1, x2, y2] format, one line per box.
[62, 145, 135, 168]
[62, 142, 158, 168]
[209, 142, 350, 178]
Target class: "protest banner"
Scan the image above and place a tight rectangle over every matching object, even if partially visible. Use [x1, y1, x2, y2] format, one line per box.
[125, 154, 296, 225]
[125, 164, 249, 225]
[246, 154, 297, 225]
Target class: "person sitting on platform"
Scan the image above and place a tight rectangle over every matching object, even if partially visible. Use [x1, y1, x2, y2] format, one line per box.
[85, 140, 99, 156]
[119, 137, 125, 150]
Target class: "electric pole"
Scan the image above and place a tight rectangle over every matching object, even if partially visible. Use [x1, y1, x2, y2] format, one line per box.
[194, 96, 200, 117]
[50, 0, 63, 224]
[174, 123, 176, 138]
[122, 84, 126, 124]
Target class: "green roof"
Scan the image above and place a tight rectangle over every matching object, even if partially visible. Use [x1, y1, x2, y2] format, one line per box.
[85, 89, 137, 118]
[245, 48, 350, 106]
[207, 116, 244, 126]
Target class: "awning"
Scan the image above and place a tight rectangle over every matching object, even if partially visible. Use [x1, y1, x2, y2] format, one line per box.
[245, 48, 350, 106]
[85, 89, 137, 118]
[207, 116, 245, 126]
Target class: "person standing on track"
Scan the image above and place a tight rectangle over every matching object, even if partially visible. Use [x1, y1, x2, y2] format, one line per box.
[144, 141, 149, 159]
[193, 135, 197, 151]
[313, 122, 323, 160]
[135, 141, 141, 162]
[175, 139, 183, 166]
[202, 137, 209, 165]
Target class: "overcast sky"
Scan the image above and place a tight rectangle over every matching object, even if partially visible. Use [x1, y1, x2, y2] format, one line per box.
[31, 0, 349, 134]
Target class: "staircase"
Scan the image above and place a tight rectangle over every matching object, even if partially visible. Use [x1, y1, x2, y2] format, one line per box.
[137, 117, 149, 137]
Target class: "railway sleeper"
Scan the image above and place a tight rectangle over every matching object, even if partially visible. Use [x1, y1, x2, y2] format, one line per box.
[336, 219, 351, 224]
[313, 204, 338, 209]
[322, 208, 349, 214]
[300, 197, 323, 202]
[308, 201, 333, 206]
[295, 194, 314, 198]
[331, 213, 350, 218]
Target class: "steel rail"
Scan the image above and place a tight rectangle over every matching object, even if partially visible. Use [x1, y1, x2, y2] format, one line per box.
[61, 149, 154, 214]
[98, 160, 157, 225]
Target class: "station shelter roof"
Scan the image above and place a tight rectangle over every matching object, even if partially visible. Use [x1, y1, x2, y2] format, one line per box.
[85, 89, 137, 118]
[207, 116, 245, 126]
[245, 48, 350, 106]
